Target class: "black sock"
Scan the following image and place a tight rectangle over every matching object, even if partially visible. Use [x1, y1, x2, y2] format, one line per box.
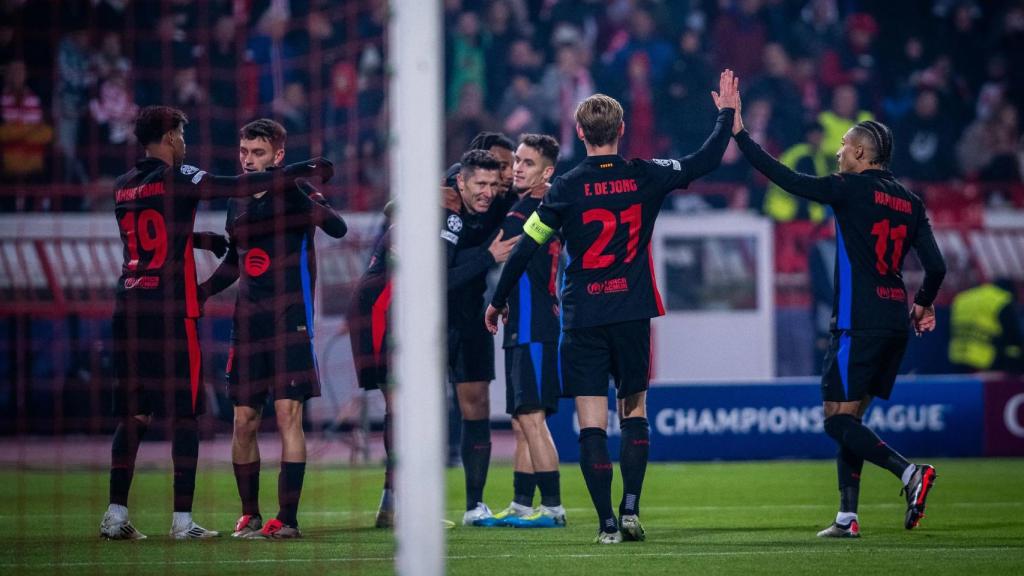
[824, 414, 909, 479]
[109, 418, 147, 506]
[619, 417, 650, 517]
[277, 461, 306, 527]
[535, 471, 561, 508]
[233, 461, 261, 516]
[837, 444, 863, 515]
[579, 427, 616, 533]
[461, 419, 492, 510]
[383, 412, 394, 491]
[513, 471, 536, 507]
[171, 417, 199, 513]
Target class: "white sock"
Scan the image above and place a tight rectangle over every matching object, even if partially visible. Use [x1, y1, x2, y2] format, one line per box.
[901, 464, 916, 486]
[106, 503, 128, 520]
[172, 512, 193, 530]
[836, 511, 858, 525]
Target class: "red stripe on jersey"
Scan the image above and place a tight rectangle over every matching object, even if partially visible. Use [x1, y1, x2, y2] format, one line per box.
[184, 318, 201, 410]
[184, 210, 199, 318]
[648, 247, 665, 316]
[371, 280, 393, 363]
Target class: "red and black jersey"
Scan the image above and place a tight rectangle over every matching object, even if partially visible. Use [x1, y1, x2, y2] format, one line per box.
[500, 195, 561, 347]
[213, 183, 347, 336]
[113, 159, 218, 319]
[114, 157, 328, 319]
[735, 130, 946, 333]
[491, 108, 735, 329]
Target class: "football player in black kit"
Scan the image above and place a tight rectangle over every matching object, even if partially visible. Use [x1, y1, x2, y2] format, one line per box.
[480, 134, 567, 528]
[444, 147, 521, 526]
[486, 71, 740, 543]
[101, 107, 333, 540]
[731, 93, 946, 538]
[199, 119, 346, 539]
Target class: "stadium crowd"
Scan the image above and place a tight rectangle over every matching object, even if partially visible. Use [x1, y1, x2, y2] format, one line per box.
[0, 0, 1023, 213]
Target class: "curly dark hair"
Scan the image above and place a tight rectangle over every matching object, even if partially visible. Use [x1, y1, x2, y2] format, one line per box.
[134, 106, 188, 146]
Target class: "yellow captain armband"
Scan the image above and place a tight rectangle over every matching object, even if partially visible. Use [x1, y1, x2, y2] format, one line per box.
[524, 212, 554, 244]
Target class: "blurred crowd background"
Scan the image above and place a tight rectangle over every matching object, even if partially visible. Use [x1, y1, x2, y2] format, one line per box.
[1, 0, 1023, 214]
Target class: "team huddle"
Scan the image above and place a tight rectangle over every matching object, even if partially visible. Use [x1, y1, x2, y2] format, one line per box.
[101, 69, 946, 544]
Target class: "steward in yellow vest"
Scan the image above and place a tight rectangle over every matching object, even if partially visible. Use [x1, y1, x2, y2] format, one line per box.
[949, 280, 1023, 372]
[763, 122, 831, 222]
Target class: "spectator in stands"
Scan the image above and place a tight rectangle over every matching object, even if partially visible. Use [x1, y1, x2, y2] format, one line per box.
[944, 1, 987, 92]
[54, 28, 91, 185]
[791, 55, 823, 117]
[497, 73, 544, 137]
[819, 13, 880, 107]
[506, 38, 544, 81]
[958, 102, 1022, 182]
[447, 10, 487, 113]
[274, 79, 312, 161]
[893, 88, 957, 182]
[818, 84, 872, 171]
[445, 83, 495, 164]
[789, 0, 841, 60]
[599, 4, 674, 100]
[1, 59, 53, 209]
[747, 42, 803, 148]
[539, 41, 592, 164]
[88, 69, 137, 177]
[483, 0, 519, 111]
[711, 0, 767, 81]
[658, 27, 715, 156]
[92, 32, 130, 84]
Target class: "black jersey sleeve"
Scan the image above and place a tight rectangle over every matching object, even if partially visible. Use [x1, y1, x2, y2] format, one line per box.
[291, 180, 348, 238]
[442, 209, 496, 291]
[910, 207, 946, 307]
[677, 107, 735, 187]
[197, 207, 240, 300]
[174, 158, 333, 200]
[734, 129, 843, 205]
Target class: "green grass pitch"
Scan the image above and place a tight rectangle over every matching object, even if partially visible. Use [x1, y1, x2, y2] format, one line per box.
[2, 459, 1022, 575]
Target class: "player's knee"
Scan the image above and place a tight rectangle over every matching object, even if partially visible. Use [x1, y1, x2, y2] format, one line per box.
[516, 411, 544, 434]
[275, 406, 303, 434]
[824, 413, 856, 442]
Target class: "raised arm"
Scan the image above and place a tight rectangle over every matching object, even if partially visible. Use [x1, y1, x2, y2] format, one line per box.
[291, 179, 348, 238]
[734, 130, 840, 204]
[184, 157, 334, 200]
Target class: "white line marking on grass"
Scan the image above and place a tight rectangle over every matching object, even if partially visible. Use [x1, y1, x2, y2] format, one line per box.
[3, 546, 1022, 570]
[3, 501, 1021, 520]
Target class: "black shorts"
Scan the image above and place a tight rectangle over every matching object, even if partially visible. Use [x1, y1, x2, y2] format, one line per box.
[227, 330, 320, 408]
[504, 343, 560, 415]
[350, 280, 392, 391]
[112, 313, 205, 417]
[560, 318, 650, 399]
[821, 330, 908, 402]
[448, 321, 495, 384]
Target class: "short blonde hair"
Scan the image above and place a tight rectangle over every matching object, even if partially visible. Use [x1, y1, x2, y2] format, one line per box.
[574, 94, 623, 147]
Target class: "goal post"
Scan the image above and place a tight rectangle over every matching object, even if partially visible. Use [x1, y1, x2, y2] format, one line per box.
[390, 1, 446, 575]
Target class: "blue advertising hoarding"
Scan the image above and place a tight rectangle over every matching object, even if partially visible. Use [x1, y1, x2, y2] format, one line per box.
[548, 376, 984, 461]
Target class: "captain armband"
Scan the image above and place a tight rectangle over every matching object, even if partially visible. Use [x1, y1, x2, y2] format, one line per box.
[523, 212, 554, 244]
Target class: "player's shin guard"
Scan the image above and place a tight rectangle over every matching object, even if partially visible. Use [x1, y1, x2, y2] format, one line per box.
[462, 419, 492, 510]
[535, 470, 561, 508]
[383, 412, 394, 491]
[619, 417, 650, 517]
[837, 444, 863, 514]
[513, 471, 537, 507]
[579, 427, 616, 533]
[110, 417, 148, 506]
[277, 462, 306, 527]
[233, 461, 261, 516]
[824, 414, 909, 479]
[171, 417, 199, 513]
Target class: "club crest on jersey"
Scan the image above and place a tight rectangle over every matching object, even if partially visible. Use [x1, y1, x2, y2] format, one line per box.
[447, 214, 463, 233]
[652, 158, 681, 171]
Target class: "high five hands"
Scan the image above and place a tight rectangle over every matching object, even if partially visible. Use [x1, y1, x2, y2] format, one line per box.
[711, 68, 744, 135]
